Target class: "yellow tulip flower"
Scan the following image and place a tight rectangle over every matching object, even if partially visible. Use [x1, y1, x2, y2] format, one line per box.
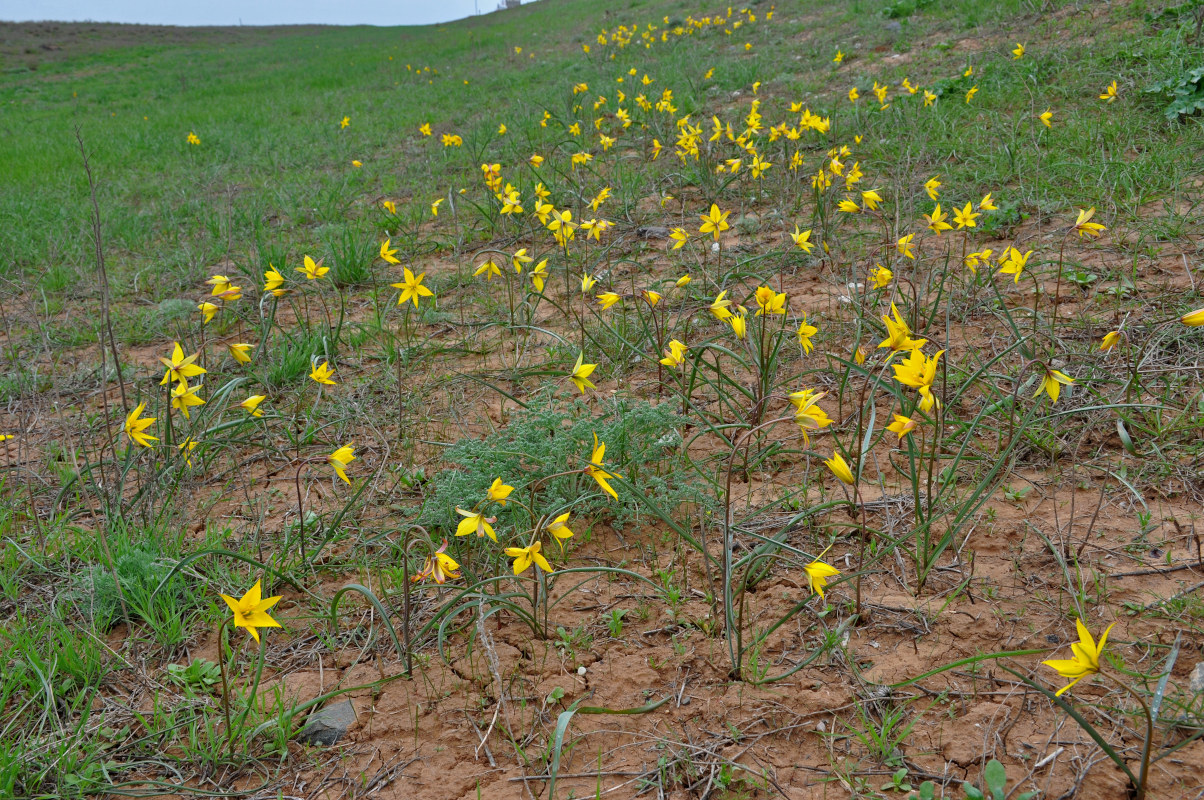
[327, 443, 355, 483]
[220, 580, 282, 643]
[505, 540, 552, 575]
[824, 452, 855, 485]
[124, 402, 158, 448]
[1042, 618, 1115, 696]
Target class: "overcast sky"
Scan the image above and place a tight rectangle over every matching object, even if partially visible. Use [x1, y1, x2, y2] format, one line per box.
[1, 0, 517, 26]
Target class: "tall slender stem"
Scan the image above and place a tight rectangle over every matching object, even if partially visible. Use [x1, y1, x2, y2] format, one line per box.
[295, 462, 307, 566]
[401, 531, 413, 675]
[217, 618, 235, 759]
[1104, 672, 1152, 800]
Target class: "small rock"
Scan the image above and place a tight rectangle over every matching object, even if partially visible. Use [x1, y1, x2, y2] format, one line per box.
[884, 20, 902, 33]
[297, 699, 357, 746]
[1190, 663, 1204, 694]
[636, 225, 670, 239]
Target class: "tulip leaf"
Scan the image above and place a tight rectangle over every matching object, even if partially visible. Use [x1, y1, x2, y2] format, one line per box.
[997, 664, 1138, 787]
[888, 648, 1047, 688]
[1116, 418, 1137, 456]
[859, 402, 876, 470]
[548, 694, 670, 799]
[329, 583, 406, 664]
[984, 758, 1007, 799]
[1150, 631, 1181, 726]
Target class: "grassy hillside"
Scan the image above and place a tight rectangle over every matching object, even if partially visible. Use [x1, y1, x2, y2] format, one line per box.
[1, 1, 1204, 798]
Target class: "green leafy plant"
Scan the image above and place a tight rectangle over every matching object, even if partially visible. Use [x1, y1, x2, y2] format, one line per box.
[166, 659, 222, 692]
[1145, 66, 1204, 120]
[915, 758, 1036, 800]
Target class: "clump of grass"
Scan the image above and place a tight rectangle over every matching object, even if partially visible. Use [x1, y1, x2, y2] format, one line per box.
[418, 394, 707, 534]
[260, 327, 330, 388]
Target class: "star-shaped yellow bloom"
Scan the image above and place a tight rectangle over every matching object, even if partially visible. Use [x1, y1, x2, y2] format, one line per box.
[878, 303, 927, 352]
[997, 248, 1033, 284]
[1036, 368, 1074, 404]
[804, 558, 840, 598]
[585, 434, 619, 500]
[240, 395, 267, 417]
[170, 381, 205, 420]
[924, 203, 953, 235]
[569, 354, 597, 393]
[546, 512, 574, 552]
[207, 274, 232, 296]
[698, 203, 730, 241]
[1073, 207, 1106, 238]
[455, 508, 497, 541]
[160, 342, 206, 388]
[871, 264, 892, 289]
[952, 202, 979, 229]
[892, 349, 944, 412]
[264, 265, 288, 297]
[321, 443, 354, 485]
[220, 580, 282, 643]
[391, 268, 435, 308]
[789, 389, 833, 444]
[228, 343, 253, 364]
[487, 477, 514, 505]
[790, 226, 814, 253]
[474, 260, 502, 281]
[754, 286, 787, 316]
[886, 414, 918, 440]
[709, 290, 733, 320]
[380, 238, 400, 265]
[124, 402, 158, 448]
[505, 540, 552, 575]
[797, 314, 818, 354]
[659, 339, 688, 368]
[1042, 618, 1114, 696]
[297, 255, 329, 280]
[310, 361, 337, 385]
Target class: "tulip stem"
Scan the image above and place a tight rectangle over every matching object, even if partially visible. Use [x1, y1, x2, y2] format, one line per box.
[401, 530, 413, 676]
[530, 566, 542, 639]
[233, 634, 268, 752]
[295, 461, 308, 567]
[1104, 671, 1152, 800]
[721, 414, 794, 678]
[1052, 232, 1069, 344]
[217, 618, 235, 759]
